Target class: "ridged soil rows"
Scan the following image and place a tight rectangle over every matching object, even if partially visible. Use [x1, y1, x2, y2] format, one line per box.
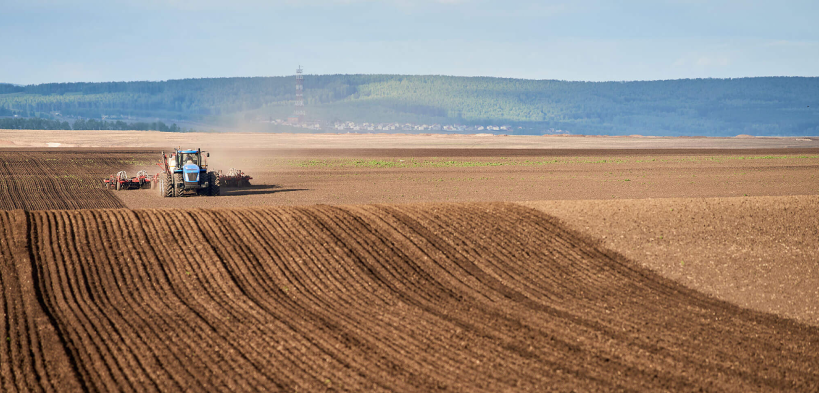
[1, 203, 818, 392]
[0, 151, 155, 211]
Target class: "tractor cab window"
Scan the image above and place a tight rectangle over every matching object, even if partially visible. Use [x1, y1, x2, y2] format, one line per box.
[180, 153, 199, 167]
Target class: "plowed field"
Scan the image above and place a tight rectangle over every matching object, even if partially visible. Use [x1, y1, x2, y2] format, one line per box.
[2, 204, 818, 392]
[0, 150, 155, 210]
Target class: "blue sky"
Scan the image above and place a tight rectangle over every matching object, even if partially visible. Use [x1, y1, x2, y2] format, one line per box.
[2, 0, 817, 84]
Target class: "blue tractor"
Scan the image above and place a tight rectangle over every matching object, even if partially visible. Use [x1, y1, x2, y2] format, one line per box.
[156, 148, 221, 197]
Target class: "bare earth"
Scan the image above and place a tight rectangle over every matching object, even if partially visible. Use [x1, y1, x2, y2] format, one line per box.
[1, 131, 818, 390]
[524, 196, 819, 326]
[2, 129, 818, 149]
[117, 148, 819, 208]
[118, 145, 819, 326]
[5, 205, 817, 391]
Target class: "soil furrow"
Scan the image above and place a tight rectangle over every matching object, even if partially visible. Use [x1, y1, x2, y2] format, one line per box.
[393, 203, 819, 390]
[0, 151, 141, 211]
[301, 205, 589, 390]
[31, 211, 121, 391]
[133, 209, 260, 391]
[189, 208, 354, 391]
[146, 210, 275, 391]
[2, 202, 817, 392]
[73, 209, 192, 391]
[371, 204, 726, 390]
[234, 207, 424, 391]
[55, 209, 164, 391]
[245, 205, 508, 390]
[261, 206, 474, 389]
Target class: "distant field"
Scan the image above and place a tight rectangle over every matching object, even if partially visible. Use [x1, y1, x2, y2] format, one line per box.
[1, 129, 819, 149]
[112, 148, 819, 209]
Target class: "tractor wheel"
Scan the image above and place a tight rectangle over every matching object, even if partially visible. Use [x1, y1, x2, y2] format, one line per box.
[115, 180, 122, 191]
[208, 172, 221, 196]
[173, 173, 184, 197]
[163, 173, 175, 198]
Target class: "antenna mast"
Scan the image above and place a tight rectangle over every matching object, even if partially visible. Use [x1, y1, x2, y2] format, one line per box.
[293, 65, 305, 123]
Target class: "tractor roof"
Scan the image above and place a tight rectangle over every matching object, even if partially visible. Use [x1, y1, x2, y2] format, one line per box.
[178, 149, 199, 154]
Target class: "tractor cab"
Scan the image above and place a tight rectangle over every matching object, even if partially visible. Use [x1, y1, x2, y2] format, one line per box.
[173, 149, 207, 171]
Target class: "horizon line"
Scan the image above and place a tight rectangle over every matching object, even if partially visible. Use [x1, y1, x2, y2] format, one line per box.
[3, 74, 818, 87]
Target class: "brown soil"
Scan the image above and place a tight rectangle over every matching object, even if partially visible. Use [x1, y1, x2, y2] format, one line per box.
[2, 129, 819, 149]
[1, 144, 818, 391]
[2, 147, 815, 211]
[0, 150, 156, 210]
[2, 204, 818, 392]
[0, 211, 83, 392]
[523, 196, 819, 326]
[114, 148, 819, 209]
[3, 148, 818, 327]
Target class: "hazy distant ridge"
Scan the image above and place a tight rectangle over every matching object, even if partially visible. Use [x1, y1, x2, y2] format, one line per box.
[1, 75, 817, 136]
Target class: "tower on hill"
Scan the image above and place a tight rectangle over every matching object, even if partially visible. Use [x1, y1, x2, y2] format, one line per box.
[288, 66, 305, 124]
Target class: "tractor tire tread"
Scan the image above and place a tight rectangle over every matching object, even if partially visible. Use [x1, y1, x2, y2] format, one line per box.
[163, 173, 175, 198]
[208, 171, 221, 196]
[173, 173, 183, 197]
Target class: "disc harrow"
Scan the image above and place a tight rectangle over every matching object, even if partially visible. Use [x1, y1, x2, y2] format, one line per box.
[103, 170, 155, 191]
[219, 168, 252, 188]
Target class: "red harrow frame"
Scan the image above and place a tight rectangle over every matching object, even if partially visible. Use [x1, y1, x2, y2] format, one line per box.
[103, 170, 156, 191]
[219, 168, 252, 188]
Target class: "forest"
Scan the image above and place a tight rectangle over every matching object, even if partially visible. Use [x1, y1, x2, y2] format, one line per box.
[1, 75, 817, 136]
[0, 117, 182, 132]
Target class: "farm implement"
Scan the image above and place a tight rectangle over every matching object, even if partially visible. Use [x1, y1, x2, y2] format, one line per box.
[103, 170, 154, 191]
[219, 168, 253, 188]
[100, 149, 249, 197]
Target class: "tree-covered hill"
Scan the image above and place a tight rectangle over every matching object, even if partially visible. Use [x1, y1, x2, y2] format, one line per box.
[1, 75, 817, 136]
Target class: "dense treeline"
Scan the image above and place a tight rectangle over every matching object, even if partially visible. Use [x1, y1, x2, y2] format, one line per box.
[0, 117, 70, 130]
[1, 76, 817, 136]
[0, 117, 182, 131]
